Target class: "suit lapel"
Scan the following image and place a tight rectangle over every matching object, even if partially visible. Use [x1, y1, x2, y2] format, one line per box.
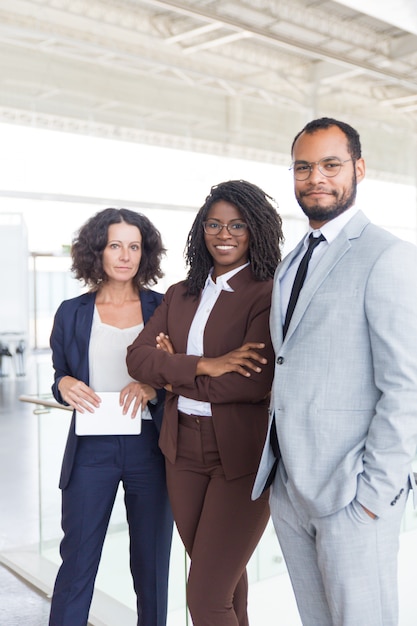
[74, 292, 96, 383]
[272, 240, 305, 346]
[140, 290, 157, 325]
[281, 211, 369, 344]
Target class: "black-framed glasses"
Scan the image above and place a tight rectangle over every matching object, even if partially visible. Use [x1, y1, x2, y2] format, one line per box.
[203, 221, 248, 236]
[290, 157, 353, 180]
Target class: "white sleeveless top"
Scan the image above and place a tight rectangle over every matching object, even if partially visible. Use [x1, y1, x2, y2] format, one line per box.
[88, 306, 152, 420]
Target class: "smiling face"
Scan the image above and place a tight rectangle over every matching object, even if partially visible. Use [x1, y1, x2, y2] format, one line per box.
[203, 200, 250, 278]
[102, 221, 142, 284]
[292, 125, 365, 228]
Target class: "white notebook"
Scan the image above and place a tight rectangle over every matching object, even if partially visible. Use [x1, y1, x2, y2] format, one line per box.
[75, 392, 142, 435]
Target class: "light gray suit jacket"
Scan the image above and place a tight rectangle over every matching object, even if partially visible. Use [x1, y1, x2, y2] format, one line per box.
[253, 210, 417, 519]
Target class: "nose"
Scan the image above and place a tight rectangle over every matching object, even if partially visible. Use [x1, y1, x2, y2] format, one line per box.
[119, 246, 130, 259]
[218, 225, 232, 239]
[308, 163, 326, 183]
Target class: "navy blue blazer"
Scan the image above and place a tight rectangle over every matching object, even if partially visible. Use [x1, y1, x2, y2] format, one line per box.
[50, 289, 164, 489]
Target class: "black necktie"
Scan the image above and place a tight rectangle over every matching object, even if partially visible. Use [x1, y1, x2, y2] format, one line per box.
[283, 233, 325, 338]
[262, 233, 325, 493]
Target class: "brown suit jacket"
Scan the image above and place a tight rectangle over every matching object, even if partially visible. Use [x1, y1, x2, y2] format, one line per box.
[126, 266, 275, 480]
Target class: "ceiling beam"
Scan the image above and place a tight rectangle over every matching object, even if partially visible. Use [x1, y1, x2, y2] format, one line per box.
[140, 0, 417, 90]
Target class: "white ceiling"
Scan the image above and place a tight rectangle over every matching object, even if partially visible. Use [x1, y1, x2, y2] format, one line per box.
[1, 0, 417, 182]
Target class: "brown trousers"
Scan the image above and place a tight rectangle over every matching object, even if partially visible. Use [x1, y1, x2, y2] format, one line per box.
[166, 413, 270, 626]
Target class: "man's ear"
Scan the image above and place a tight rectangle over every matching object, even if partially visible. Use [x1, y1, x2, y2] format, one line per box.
[355, 157, 365, 183]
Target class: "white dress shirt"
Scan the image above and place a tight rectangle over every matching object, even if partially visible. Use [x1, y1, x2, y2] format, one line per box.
[178, 262, 250, 417]
[280, 206, 359, 324]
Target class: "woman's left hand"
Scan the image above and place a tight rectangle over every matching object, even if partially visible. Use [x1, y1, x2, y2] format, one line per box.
[119, 382, 157, 418]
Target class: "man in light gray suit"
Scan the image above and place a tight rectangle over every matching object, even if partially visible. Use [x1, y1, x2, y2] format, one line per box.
[252, 117, 417, 626]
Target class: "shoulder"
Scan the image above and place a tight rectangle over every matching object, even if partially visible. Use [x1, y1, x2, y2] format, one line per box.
[359, 222, 417, 260]
[348, 224, 417, 293]
[340, 212, 416, 264]
[141, 288, 164, 307]
[164, 280, 189, 299]
[141, 282, 191, 315]
[51, 292, 95, 344]
[347, 211, 409, 250]
[157, 280, 196, 310]
[55, 291, 95, 314]
[231, 266, 273, 295]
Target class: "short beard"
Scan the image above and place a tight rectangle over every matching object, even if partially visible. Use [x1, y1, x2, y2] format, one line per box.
[297, 172, 357, 223]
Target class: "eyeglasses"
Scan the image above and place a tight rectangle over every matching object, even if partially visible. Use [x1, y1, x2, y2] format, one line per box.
[290, 157, 353, 181]
[203, 221, 248, 236]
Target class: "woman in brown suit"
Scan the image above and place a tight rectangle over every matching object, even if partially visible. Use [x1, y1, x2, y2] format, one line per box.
[127, 180, 283, 626]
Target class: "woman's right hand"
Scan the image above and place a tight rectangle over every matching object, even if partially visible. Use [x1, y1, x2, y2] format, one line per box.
[197, 342, 267, 378]
[155, 334, 174, 392]
[58, 376, 101, 413]
[156, 332, 175, 354]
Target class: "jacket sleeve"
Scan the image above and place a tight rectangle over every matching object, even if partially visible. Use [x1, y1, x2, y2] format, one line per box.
[127, 285, 201, 390]
[50, 302, 71, 406]
[138, 289, 166, 431]
[357, 239, 417, 515]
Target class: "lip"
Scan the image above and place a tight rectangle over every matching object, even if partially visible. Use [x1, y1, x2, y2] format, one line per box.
[303, 190, 331, 196]
[213, 245, 237, 254]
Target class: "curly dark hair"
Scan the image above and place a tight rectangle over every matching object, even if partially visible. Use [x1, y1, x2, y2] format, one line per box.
[291, 117, 362, 161]
[71, 208, 166, 290]
[184, 180, 284, 296]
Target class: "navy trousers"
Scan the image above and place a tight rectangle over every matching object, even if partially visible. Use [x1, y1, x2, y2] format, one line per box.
[49, 421, 173, 626]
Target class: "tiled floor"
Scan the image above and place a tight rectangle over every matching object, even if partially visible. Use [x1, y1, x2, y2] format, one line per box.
[0, 360, 53, 624]
[0, 563, 51, 626]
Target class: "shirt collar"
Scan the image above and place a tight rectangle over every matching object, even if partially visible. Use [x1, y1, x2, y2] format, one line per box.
[307, 205, 359, 244]
[207, 262, 250, 292]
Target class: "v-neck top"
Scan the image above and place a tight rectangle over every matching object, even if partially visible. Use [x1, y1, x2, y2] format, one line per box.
[88, 306, 151, 420]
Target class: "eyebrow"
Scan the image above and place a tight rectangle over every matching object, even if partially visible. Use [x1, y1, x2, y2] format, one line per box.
[293, 155, 341, 163]
[205, 218, 245, 222]
[108, 239, 141, 244]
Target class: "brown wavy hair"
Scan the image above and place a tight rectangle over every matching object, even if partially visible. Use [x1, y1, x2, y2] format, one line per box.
[71, 208, 166, 290]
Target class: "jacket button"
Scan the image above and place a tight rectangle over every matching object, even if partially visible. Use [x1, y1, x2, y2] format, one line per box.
[277, 356, 284, 365]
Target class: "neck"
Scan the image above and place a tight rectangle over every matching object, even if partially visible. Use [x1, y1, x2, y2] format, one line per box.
[96, 281, 139, 305]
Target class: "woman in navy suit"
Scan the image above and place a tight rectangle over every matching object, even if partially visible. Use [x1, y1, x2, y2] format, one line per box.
[48, 208, 173, 626]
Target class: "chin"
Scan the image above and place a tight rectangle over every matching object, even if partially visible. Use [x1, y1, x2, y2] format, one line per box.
[301, 204, 347, 222]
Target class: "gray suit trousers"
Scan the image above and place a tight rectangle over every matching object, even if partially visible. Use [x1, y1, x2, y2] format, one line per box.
[270, 468, 408, 626]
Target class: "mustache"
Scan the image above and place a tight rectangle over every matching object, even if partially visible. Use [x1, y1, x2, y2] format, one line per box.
[298, 188, 337, 198]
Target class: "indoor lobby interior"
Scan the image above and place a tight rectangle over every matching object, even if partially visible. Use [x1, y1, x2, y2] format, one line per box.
[2, 1, 417, 625]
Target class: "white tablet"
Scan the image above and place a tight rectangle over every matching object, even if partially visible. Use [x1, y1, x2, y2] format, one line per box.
[75, 392, 142, 435]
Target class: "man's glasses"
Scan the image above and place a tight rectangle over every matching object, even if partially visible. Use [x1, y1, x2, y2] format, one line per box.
[203, 221, 248, 236]
[290, 157, 353, 181]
